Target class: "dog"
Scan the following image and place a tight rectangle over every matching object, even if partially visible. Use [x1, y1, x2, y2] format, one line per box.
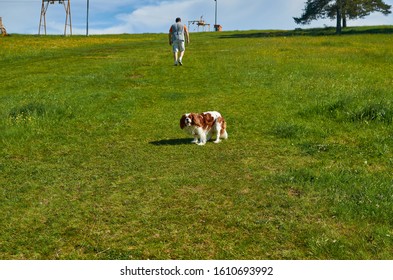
[180, 111, 228, 145]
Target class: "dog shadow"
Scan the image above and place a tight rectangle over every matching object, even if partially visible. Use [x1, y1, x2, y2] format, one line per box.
[150, 138, 192, 146]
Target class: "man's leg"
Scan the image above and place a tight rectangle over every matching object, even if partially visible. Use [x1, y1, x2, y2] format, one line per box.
[178, 41, 186, 65]
[173, 51, 178, 65]
[172, 41, 179, 65]
[178, 51, 184, 65]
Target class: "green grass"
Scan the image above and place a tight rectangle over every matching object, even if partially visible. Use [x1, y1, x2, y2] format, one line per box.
[1, 26, 393, 259]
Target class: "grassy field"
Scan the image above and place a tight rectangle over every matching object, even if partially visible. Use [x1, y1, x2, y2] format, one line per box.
[1, 26, 393, 260]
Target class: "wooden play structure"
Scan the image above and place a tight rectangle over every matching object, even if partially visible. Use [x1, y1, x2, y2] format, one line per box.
[188, 16, 211, 32]
[0, 17, 7, 36]
[39, 0, 72, 35]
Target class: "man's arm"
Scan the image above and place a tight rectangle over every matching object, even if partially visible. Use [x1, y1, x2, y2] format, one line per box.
[184, 26, 190, 44]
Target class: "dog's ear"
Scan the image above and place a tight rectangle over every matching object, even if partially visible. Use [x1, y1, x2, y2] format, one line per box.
[180, 115, 186, 129]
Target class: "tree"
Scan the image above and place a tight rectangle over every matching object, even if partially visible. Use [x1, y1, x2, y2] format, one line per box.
[294, 0, 392, 34]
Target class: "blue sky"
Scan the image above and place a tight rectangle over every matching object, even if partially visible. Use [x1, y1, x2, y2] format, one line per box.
[1, 0, 392, 35]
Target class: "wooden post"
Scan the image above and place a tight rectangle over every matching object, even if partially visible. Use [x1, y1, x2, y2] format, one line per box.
[63, 0, 72, 36]
[38, 1, 49, 35]
[0, 17, 7, 36]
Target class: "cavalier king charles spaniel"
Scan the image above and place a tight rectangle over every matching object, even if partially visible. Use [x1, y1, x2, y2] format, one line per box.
[180, 111, 228, 145]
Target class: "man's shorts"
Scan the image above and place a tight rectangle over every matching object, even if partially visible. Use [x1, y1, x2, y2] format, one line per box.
[172, 40, 185, 53]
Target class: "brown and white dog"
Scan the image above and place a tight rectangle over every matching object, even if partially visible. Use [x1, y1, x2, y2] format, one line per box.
[180, 111, 228, 145]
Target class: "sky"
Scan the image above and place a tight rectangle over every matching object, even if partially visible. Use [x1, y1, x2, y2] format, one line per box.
[1, 0, 393, 35]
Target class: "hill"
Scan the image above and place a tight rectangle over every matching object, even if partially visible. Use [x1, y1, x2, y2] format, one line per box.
[1, 26, 393, 259]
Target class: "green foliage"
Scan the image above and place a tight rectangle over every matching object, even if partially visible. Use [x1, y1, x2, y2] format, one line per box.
[1, 27, 393, 259]
[295, 0, 392, 33]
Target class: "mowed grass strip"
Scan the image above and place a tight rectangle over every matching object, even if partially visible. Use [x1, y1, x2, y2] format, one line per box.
[1, 27, 393, 259]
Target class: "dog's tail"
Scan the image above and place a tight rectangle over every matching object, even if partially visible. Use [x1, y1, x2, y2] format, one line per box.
[220, 119, 228, 139]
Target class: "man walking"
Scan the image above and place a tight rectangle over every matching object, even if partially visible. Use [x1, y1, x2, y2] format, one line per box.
[169, 17, 190, 66]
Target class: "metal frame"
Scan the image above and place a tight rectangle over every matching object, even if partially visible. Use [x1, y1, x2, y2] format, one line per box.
[38, 0, 72, 35]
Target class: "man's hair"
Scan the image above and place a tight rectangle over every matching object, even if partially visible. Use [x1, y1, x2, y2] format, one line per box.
[175, 17, 181, 22]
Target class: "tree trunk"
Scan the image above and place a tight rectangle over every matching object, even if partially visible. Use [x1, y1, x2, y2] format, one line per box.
[342, 12, 347, 28]
[336, 5, 342, 34]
